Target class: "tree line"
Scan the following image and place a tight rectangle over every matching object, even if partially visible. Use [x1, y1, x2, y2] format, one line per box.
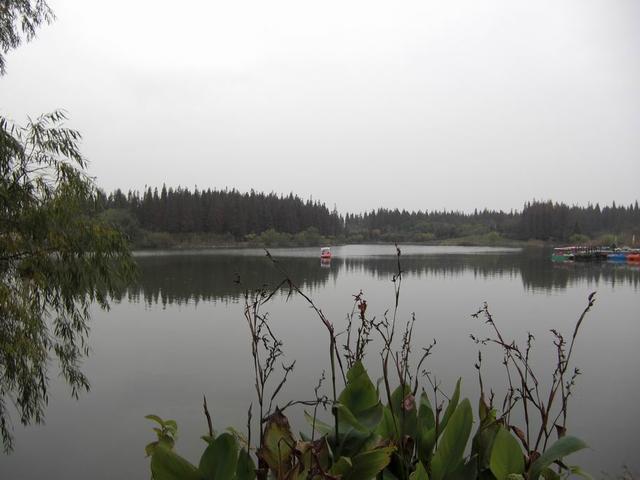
[99, 187, 343, 238]
[98, 186, 640, 244]
[345, 200, 640, 243]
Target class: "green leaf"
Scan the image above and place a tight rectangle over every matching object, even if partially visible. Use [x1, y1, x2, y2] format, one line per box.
[235, 448, 256, 480]
[145, 441, 158, 457]
[386, 384, 418, 441]
[329, 456, 353, 476]
[470, 415, 498, 472]
[529, 436, 588, 480]
[418, 428, 437, 465]
[410, 462, 429, 480]
[344, 446, 395, 480]
[339, 361, 383, 430]
[448, 458, 478, 480]
[199, 432, 238, 480]
[419, 392, 436, 431]
[489, 427, 524, 480]
[417, 393, 437, 464]
[335, 403, 368, 432]
[304, 410, 334, 436]
[164, 419, 178, 433]
[375, 405, 395, 439]
[150, 445, 201, 480]
[440, 379, 461, 435]
[430, 398, 473, 480]
[146, 414, 165, 426]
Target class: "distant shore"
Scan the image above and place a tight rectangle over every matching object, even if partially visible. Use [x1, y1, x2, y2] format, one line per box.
[129, 231, 547, 251]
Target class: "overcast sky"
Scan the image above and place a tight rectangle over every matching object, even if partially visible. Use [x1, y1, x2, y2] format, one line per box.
[1, 0, 638, 213]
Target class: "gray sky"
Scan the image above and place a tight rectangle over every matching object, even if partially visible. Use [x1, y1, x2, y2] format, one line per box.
[1, 0, 638, 213]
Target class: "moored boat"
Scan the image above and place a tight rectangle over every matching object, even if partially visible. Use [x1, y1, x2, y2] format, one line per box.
[573, 249, 608, 261]
[552, 246, 575, 262]
[607, 252, 628, 262]
[553, 245, 640, 264]
[320, 247, 332, 259]
[628, 253, 640, 262]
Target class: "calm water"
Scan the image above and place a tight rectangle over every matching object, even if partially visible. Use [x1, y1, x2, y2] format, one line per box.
[2, 245, 639, 479]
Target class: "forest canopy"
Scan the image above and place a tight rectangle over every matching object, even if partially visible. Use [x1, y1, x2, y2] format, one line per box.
[99, 186, 639, 246]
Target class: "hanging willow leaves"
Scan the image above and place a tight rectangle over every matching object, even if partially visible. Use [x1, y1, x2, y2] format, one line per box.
[0, 111, 136, 451]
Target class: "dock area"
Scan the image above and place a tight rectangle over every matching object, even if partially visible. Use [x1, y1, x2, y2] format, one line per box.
[552, 246, 640, 263]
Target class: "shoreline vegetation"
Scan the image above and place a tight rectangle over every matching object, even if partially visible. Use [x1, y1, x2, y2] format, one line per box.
[97, 187, 639, 251]
[128, 229, 629, 252]
[131, 231, 530, 251]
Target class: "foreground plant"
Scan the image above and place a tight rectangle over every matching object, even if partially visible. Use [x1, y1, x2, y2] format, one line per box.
[145, 248, 591, 479]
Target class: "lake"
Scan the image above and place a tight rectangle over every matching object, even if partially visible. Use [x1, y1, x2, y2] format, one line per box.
[1, 245, 639, 479]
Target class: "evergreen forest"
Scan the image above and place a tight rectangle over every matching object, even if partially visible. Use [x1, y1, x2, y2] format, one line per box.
[98, 186, 640, 247]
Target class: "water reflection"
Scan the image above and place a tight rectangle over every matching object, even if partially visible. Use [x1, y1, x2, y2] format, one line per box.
[122, 248, 640, 306]
[3, 246, 638, 479]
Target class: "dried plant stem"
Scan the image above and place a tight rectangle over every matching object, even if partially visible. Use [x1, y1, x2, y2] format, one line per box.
[472, 292, 595, 460]
[203, 395, 213, 438]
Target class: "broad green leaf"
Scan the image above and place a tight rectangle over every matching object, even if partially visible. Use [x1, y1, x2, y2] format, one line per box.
[419, 392, 436, 431]
[199, 432, 238, 480]
[344, 446, 395, 480]
[235, 448, 256, 480]
[375, 405, 396, 439]
[470, 413, 498, 472]
[410, 462, 429, 480]
[387, 384, 417, 441]
[340, 361, 379, 410]
[329, 456, 353, 476]
[339, 361, 383, 430]
[336, 403, 369, 432]
[417, 393, 437, 464]
[439, 379, 461, 435]
[529, 436, 588, 480]
[334, 426, 378, 460]
[417, 427, 437, 465]
[257, 409, 295, 474]
[430, 398, 473, 480]
[489, 427, 524, 480]
[448, 458, 478, 480]
[151, 445, 201, 480]
[303, 410, 333, 436]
